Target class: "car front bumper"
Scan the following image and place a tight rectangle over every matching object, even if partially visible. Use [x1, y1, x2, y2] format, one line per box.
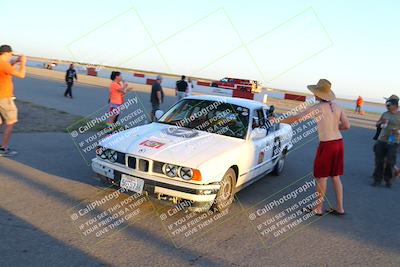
[91, 158, 219, 204]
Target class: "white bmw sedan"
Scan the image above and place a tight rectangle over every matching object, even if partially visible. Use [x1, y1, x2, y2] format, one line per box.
[92, 95, 292, 211]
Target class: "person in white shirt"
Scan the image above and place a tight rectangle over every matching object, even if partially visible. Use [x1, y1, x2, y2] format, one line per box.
[186, 77, 193, 97]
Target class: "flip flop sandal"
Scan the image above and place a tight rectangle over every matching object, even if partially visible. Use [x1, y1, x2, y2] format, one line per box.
[326, 208, 345, 216]
[303, 207, 323, 216]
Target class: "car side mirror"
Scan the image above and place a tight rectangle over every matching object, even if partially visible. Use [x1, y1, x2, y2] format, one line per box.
[250, 128, 267, 140]
[154, 110, 165, 121]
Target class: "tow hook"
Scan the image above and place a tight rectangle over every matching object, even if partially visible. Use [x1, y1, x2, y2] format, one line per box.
[157, 193, 168, 200]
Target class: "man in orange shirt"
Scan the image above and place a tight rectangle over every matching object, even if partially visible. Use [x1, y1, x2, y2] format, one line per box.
[0, 45, 26, 156]
[355, 96, 364, 114]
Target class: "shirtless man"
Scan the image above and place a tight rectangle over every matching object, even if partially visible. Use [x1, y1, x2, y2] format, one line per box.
[283, 79, 350, 216]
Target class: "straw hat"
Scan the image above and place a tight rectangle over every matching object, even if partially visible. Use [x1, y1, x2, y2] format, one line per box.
[307, 79, 335, 101]
[385, 94, 399, 101]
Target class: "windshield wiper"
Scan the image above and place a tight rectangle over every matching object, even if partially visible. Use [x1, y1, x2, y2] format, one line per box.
[156, 121, 175, 126]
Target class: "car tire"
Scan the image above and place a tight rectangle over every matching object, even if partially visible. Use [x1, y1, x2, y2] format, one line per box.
[212, 168, 236, 211]
[272, 150, 286, 176]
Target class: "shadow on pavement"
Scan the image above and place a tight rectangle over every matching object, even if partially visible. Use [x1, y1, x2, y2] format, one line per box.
[0, 159, 234, 267]
[2, 123, 399, 260]
[0, 208, 107, 267]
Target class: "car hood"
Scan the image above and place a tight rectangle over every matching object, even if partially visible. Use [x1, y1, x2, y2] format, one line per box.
[100, 122, 245, 168]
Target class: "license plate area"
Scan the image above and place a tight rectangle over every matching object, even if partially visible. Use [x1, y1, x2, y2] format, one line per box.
[120, 174, 144, 194]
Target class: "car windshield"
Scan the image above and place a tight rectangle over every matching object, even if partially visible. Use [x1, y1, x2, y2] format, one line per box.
[158, 99, 249, 139]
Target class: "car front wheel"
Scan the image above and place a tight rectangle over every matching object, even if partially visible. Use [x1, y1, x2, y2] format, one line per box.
[272, 153, 286, 176]
[213, 168, 236, 211]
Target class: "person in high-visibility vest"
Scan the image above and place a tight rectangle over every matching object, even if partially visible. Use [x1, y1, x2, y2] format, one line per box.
[355, 96, 364, 114]
[0, 45, 26, 156]
[354, 96, 364, 114]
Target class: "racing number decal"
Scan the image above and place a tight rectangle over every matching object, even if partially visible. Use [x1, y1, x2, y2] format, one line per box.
[272, 137, 281, 158]
[139, 140, 165, 149]
[258, 151, 265, 164]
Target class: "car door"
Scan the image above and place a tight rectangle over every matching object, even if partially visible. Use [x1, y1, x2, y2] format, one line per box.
[263, 107, 281, 166]
[247, 108, 276, 180]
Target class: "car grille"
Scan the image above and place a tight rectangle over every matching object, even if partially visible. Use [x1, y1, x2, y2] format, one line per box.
[127, 156, 136, 169]
[138, 159, 149, 172]
[126, 156, 149, 172]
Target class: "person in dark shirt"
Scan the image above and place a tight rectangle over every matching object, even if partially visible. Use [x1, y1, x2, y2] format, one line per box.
[175, 75, 188, 101]
[150, 75, 164, 121]
[372, 94, 400, 188]
[64, 64, 77, 98]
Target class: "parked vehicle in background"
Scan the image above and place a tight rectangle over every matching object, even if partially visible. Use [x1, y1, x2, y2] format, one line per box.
[211, 77, 262, 93]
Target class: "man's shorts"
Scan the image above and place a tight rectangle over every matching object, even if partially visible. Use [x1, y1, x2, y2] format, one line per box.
[0, 98, 18, 125]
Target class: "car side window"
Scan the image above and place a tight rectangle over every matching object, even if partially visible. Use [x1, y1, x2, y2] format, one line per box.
[252, 108, 266, 130]
[263, 108, 278, 134]
[257, 109, 266, 127]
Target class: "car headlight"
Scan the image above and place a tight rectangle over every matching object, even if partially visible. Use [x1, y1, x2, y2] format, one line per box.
[108, 149, 118, 162]
[96, 146, 107, 159]
[96, 146, 118, 162]
[179, 167, 193, 180]
[163, 164, 178, 177]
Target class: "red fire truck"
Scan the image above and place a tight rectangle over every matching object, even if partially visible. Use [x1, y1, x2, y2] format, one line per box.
[211, 77, 262, 93]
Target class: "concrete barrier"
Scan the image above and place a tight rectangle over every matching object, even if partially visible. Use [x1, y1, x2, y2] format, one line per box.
[284, 93, 306, 102]
[197, 81, 211, 86]
[232, 90, 254, 100]
[87, 67, 97, 76]
[146, 78, 157, 85]
[254, 93, 268, 104]
[194, 85, 233, 97]
[133, 73, 145, 78]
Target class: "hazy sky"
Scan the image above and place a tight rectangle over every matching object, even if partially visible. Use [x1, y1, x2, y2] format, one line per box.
[2, 0, 399, 101]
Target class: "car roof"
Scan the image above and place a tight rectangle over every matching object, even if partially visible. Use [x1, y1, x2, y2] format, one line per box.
[185, 95, 267, 110]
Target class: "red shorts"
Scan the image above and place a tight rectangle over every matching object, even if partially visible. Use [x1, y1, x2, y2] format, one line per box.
[314, 139, 344, 178]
